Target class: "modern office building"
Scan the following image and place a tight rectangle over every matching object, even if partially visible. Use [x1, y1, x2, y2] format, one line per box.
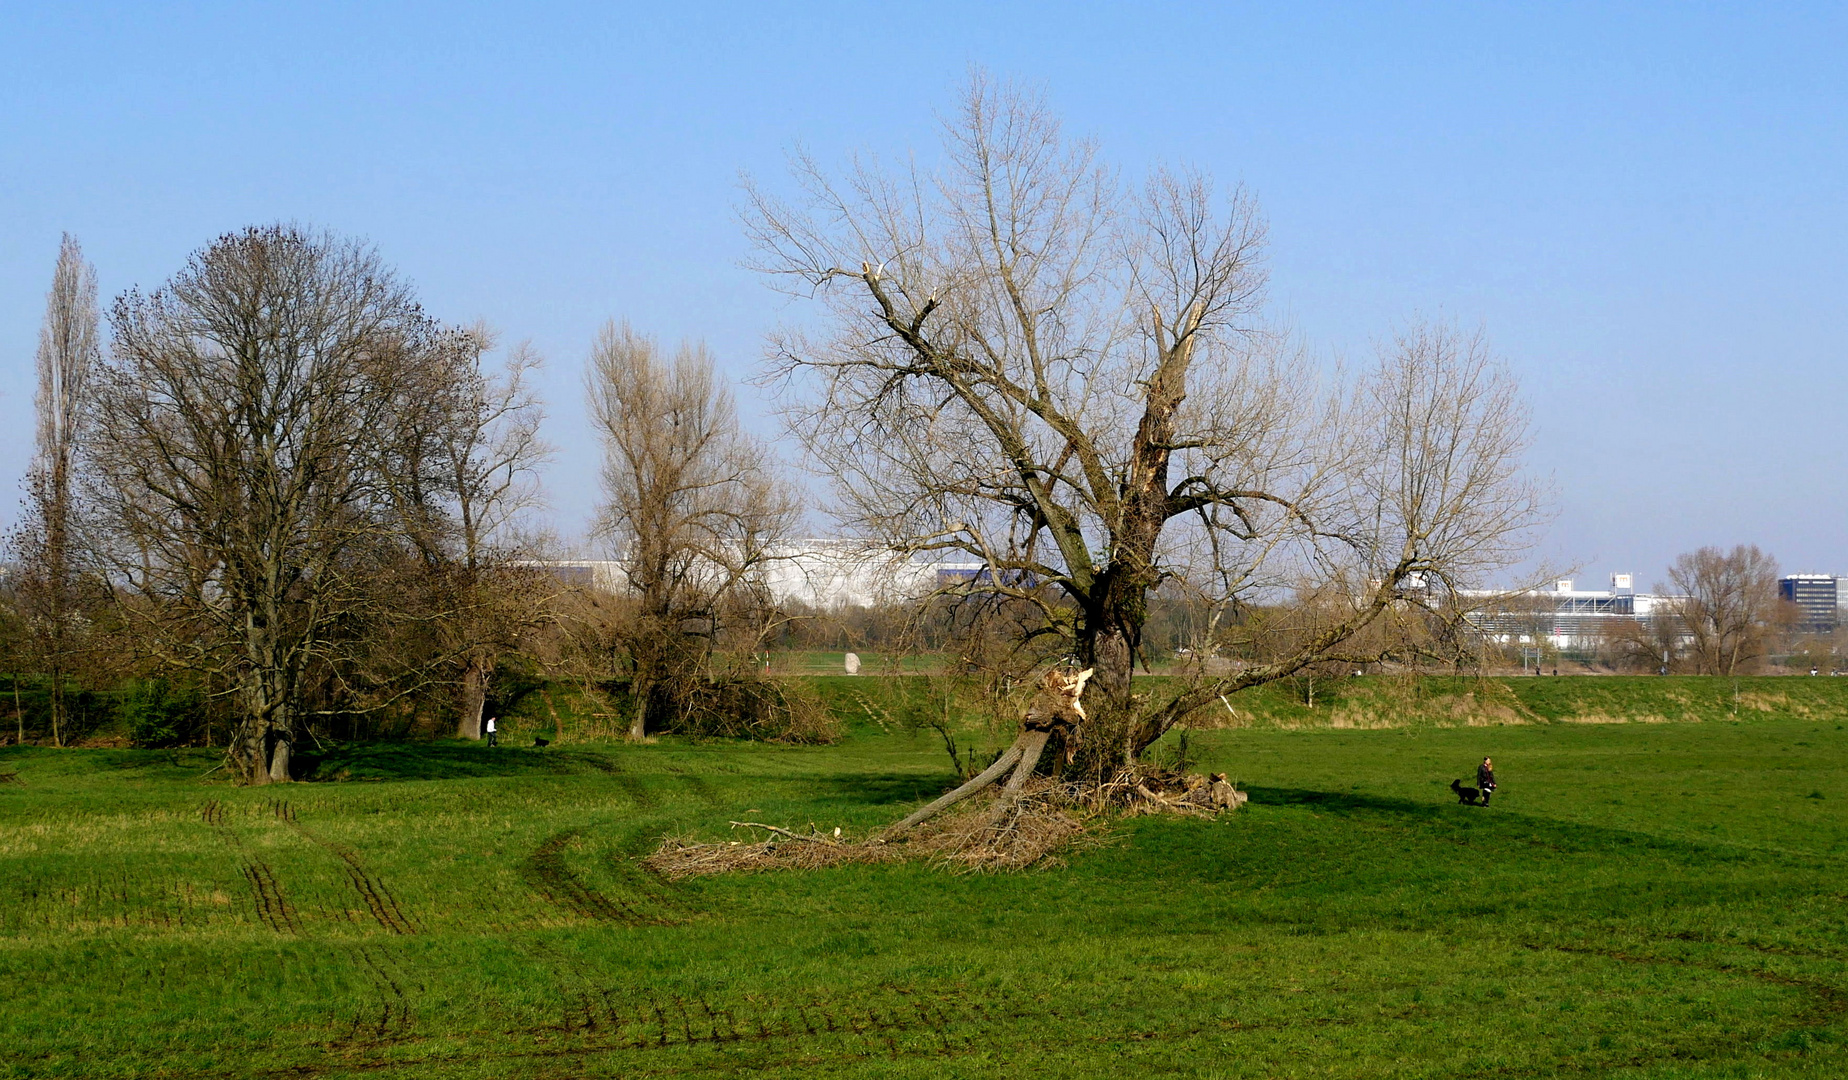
[1465, 574, 1685, 652]
[1779, 574, 1839, 635]
[525, 543, 945, 609]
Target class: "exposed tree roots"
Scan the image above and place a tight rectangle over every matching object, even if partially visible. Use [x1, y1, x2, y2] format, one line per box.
[644, 767, 1245, 880]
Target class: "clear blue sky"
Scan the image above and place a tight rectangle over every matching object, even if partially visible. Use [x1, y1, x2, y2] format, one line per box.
[3, 2, 1843, 585]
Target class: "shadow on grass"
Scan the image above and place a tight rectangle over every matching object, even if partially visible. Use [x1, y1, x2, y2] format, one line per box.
[300, 741, 612, 782]
[1244, 784, 1751, 864]
[817, 771, 959, 806]
[1245, 785, 1446, 817]
[0, 745, 223, 782]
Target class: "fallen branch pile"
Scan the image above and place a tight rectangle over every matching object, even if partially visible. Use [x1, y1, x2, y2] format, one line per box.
[646, 669, 1250, 879]
[643, 766, 1245, 880]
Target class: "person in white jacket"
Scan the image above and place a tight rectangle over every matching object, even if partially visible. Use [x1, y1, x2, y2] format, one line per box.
[485, 716, 498, 748]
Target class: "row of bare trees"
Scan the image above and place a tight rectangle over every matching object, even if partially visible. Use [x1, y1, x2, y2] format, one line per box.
[8, 75, 1560, 781]
[3, 227, 557, 780]
[2, 227, 824, 773]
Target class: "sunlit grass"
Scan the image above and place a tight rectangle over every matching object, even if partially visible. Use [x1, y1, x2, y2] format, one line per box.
[0, 690, 1844, 1077]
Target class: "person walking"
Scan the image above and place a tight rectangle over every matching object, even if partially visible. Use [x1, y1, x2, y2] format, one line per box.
[1476, 756, 1496, 805]
[485, 716, 498, 748]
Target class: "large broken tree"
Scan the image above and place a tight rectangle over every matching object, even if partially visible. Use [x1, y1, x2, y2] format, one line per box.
[650, 664, 1245, 876]
[747, 73, 1546, 771]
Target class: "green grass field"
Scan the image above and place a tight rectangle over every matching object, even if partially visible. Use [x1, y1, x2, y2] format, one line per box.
[1, 689, 1845, 1077]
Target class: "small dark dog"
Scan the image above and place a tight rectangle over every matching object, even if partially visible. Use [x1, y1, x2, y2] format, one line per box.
[1451, 778, 1483, 805]
[532, 737, 550, 748]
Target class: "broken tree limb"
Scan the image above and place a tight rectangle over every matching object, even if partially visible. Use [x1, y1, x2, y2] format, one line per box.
[884, 667, 1094, 838]
[729, 821, 840, 844]
[1005, 730, 1051, 793]
[882, 737, 1028, 837]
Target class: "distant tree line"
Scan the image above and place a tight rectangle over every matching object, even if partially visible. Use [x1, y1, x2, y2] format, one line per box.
[0, 228, 837, 775]
[5, 76, 1586, 781]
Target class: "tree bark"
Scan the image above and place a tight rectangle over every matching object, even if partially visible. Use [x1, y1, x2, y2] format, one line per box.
[457, 658, 490, 739]
[1004, 731, 1051, 792]
[628, 671, 652, 741]
[268, 735, 292, 783]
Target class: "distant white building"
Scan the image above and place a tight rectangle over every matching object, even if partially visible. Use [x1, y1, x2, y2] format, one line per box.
[524, 541, 965, 609]
[1465, 574, 1686, 651]
[514, 559, 627, 593]
[754, 540, 938, 608]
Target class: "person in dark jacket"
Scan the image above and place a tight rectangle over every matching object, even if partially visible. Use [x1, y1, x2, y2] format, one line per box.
[1477, 756, 1496, 805]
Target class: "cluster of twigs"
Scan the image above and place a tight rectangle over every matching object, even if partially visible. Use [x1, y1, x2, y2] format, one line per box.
[644, 821, 893, 880]
[1087, 767, 1249, 817]
[644, 768, 1244, 880]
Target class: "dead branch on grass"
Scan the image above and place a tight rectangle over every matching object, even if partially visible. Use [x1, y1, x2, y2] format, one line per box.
[645, 768, 1245, 880]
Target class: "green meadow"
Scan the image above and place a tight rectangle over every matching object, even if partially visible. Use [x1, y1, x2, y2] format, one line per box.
[1, 680, 1845, 1077]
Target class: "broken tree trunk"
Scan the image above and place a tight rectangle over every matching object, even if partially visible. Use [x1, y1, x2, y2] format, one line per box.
[1005, 730, 1051, 792]
[883, 668, 1091, 838]
[882, 737, 1031, 836]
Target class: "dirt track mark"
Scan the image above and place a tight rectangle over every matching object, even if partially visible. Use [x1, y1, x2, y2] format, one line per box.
[526, 986, 960, 1060]
[240, 860, 300, 934]
[553, 751, 657, 807]
[202, 800, 301, 935]
[1537, 938, 1847, 1031]
[292, 982, 972, 1078]
[612, 772, 658, 808]
[335, 945, 418, 1048]
[280, 816, 419, 935]
[521, 829, 675, 926]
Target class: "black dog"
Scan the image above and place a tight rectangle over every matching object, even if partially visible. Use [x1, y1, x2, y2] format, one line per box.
[532, 737, 550, 748]
[1451, 778, 1483, 805]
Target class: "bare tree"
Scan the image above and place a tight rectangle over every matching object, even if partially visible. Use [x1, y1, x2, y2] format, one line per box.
[82, 226, 456, 782]
[446, 337, 552, 739]
[374, 325, 552, 739]
[1597, 613, 1684, 673]
[747, 74, 1545, 769]
[586, 322, 795, 740]
[1664, 545, 1780, 675]
[7, 235, 102, 745]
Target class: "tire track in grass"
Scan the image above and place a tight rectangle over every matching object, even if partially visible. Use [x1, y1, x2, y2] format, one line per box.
[522, 937, 642, 1038]
[270, 799, 419, 935]
[301, 984, 972, 1075]
[1535, 937, 1848, 1033]
[520, 828, 678, 926]
[201, 800, 300, 935]
[555, 749, 658, 808]
[328, 944, 418, 1050]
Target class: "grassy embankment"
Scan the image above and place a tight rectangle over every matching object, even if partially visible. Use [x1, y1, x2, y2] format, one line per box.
[1201, 673, 1848, 729]
[1, 678, 1845, 1077]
